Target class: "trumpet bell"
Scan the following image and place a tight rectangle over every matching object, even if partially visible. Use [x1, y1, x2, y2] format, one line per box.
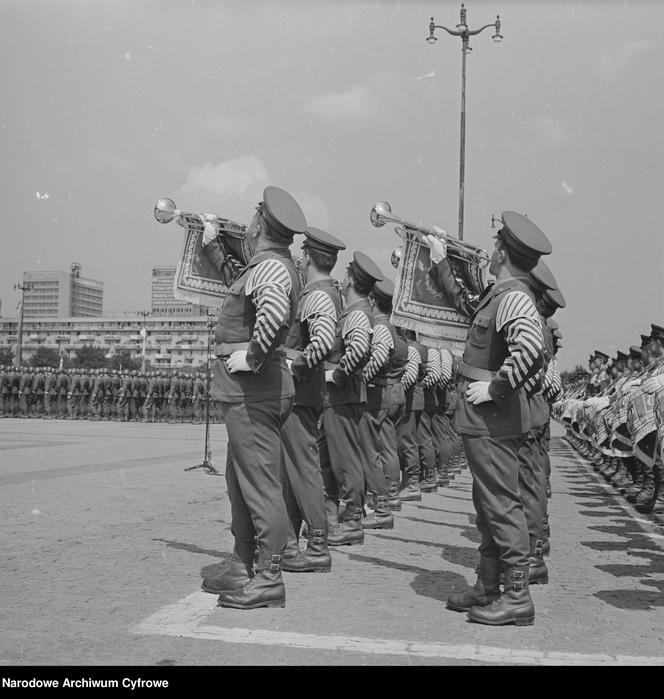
[370, 201, 392, 227]
[154, 198, 177, 224]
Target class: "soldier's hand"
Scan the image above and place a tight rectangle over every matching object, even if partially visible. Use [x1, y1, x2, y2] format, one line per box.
[202, 220, 217, 247]
[424, 231, 447, 264]
[466, 380, 492, 405]
[226, 351, 251, 373]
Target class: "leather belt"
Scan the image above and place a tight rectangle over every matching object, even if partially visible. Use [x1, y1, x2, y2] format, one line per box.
[458, 361, 495, 382]
[215, 341, 249, 357]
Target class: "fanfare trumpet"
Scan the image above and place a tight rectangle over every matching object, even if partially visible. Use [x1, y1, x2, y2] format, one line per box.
[153, 197, 247, 239]
[370, 200, 490, 268]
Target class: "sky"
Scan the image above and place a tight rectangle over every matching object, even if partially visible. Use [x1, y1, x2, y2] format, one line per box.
[1, 0, 662, 371]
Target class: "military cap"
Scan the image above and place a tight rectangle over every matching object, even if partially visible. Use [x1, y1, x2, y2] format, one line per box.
[630, 345, 643, 359]
[595, 350, 609, 361]
[349, 251, 384, 286]
[616, 351, 629, 362]
[529, 258, 557, 293]
[543, 286, 566, 309]
[640, 333, 651, 347]
[303, 227, 346, 255]
[260, 186, 307, 242]
[372, 278, 395, 303]
[650, 323, 664, 341]
[496, 211, 552, 263]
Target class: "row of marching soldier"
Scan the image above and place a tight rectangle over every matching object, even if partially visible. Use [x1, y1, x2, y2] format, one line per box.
[0, 366, 220, 423]
[553, 324, 664, 518]
[191, 184, 563, 628]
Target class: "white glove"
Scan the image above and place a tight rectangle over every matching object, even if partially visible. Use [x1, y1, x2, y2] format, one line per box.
[466, 380, 492, 405]
[286, 359, 293, 372]
[424, 232, 447, 264]
[226, 351, 251, 373]
[325, 369, 335, 383]
[202, 220, 217, 247]
[641, 376, 664, 393]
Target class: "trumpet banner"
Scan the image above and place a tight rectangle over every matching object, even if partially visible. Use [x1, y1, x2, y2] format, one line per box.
[390, 232, 469, 355]
[173, 214, 250, 309]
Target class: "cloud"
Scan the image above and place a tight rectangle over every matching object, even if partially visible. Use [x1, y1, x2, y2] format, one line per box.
[597, 40, 650, 79]
[303, 84, 376, 121]
[176, 155, 329, 228]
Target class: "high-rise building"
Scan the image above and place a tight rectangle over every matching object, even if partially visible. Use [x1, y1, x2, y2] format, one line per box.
[151, 266, 206, 315]
[23, 263, 103, 318]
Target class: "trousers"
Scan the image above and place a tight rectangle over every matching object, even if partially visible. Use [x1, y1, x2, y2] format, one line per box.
[222, 397, 293, 555]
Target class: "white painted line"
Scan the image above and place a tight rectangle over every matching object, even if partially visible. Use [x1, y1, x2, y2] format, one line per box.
[131, 592, 664, 666]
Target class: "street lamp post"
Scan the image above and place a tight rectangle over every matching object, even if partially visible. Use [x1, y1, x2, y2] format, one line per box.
[427, 3, 503, 241]
[13, 282, 35, 368]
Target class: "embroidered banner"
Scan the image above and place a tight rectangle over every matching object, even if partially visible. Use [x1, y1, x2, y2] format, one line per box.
[390, 231, 471, 355]
[173, 214, 250, 309]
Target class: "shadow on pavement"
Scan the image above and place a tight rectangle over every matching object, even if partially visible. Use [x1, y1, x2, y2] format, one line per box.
[343, 551, 468, 602]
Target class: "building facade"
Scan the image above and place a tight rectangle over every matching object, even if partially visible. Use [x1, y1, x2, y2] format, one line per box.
[151, 266, 206, 316]
[0, 314, 214, 369]
[23, 263, 103, 318]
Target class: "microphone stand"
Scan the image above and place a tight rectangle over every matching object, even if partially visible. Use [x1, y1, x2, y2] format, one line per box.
[185, 315, 220, 475]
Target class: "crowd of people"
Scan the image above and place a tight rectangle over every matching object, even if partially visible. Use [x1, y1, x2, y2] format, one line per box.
[0, 366, 222, 423]
[190, 185, 565, 627]
[553, 326, 664, 517]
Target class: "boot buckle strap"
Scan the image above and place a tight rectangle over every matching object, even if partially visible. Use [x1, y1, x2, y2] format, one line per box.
[534, 539, 543, 556]
[309, 529, 325, 544]
[512, 580, 525, 590]
[265, 553, 282, 571]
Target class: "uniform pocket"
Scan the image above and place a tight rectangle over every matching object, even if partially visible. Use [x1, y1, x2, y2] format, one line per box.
[467, 311, 492, 350]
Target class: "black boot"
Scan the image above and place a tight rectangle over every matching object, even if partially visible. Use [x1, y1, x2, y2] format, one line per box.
[624, 461, 645, 502]
[635, 464, 662, 514]
[362, 495, 394, 530]
[467, 566, 535, 627]
[281, 526, 332, 573]
[201, 543, 255, 594]
[447, 556, 501, 612]
[610, 459, 630, 489]
[399, 475, 422, 502]
[419, 468, 438, 493]
[217, 550, 286, 609]
[328, 507, 364, 546]
[634, 468, 656, 509]
[436, 464, 450, 487]
[386, 480, 402, 511]
[528, 539, 549, 585]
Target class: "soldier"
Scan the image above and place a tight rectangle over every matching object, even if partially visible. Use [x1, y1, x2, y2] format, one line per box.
[318, 252, 380, 547]
[431, 349, 455, 487]
[135, 370, 148, 422]
[159, 371, 170, 423]
[280, 226, 345, 573]
[426, 209, 551, 626]
[67, 369, 83, 419]
[88, 368, 103, 420]
[361, 279, 409, 521]
[18, 366, 33, 418]
[397, 329, 427, 501]
[358, 277, 397, 530]
[56, 367, 70, 419]
[192, 371, 205, 424]
[143, 371, 158, 423]
[199, 185, 306, 610]
[518, 258, 557, 585]
[43, 367, 57, 419]
[418, 345, 443, 493]
[0, 366, 9, 417]
[117, 370, 131, 421]
[32, 366, 46, 418]
[7, 365, 20, 417]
